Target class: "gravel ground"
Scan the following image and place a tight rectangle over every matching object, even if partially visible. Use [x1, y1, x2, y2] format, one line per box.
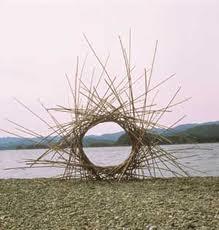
[0, 177, 218, 230]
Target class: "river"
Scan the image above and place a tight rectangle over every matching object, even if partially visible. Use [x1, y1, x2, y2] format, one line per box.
[0, 143, 218, 178]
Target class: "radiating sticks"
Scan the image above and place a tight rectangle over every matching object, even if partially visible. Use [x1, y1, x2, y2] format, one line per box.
[3, 33, 194, 180]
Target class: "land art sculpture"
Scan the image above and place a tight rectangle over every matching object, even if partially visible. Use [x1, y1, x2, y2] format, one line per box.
[3, 34, 192, 180]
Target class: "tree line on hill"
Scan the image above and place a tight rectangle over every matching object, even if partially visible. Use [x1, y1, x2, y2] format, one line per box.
[0, 122, 219, 150]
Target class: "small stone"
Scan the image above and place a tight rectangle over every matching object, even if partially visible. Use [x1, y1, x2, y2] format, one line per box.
[146, 224, 157, 230]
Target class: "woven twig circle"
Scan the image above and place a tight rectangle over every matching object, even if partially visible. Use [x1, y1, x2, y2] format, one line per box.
[71, 112, 147, 180]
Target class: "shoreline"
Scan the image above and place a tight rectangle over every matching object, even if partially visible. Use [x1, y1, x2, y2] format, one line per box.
[1, 141, 219, 151]
[0, 177, 218, 229]
[0, 141, 219, 151]
[0, 175, 219, 180]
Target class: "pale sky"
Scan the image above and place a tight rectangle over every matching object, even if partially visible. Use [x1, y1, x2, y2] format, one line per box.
[0, 0, 219, 136]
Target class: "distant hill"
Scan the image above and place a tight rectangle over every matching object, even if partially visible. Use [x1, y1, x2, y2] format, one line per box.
[172, 124, 219, 143]
[82, 131, 124, 147]
[98, 131, 125, 141]
[116, 123, 219, 145]
[83, 137, 114, 147]
[165, 123, 198, 135]
[152, 123, 198, 135]
[0, 137, 36, 150]
[152, 121, 219, 136]
[115, 133, 131, 146]
[0, 121, 219, 149]
[0, 136, 59, 150]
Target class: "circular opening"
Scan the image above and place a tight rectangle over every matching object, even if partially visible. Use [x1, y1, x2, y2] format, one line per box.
[82, 122, 131, 166]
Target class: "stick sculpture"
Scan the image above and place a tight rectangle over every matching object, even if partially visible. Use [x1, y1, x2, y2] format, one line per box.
[2, 33, 192, 180]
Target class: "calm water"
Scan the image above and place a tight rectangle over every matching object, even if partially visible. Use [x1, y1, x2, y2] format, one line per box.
[0, 143, 218, 178]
